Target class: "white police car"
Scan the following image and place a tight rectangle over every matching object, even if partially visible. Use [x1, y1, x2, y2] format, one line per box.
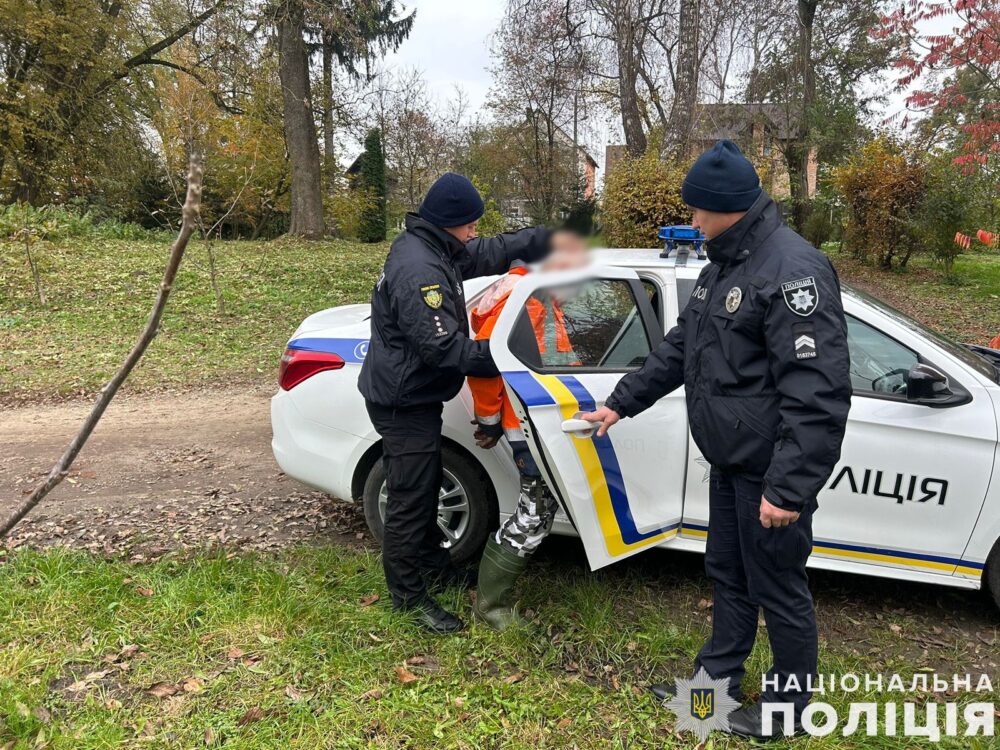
[270, 249, 1000, 608]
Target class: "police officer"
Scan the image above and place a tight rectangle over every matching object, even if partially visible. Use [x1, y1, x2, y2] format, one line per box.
[582, 141, 852, 739]
[358, 172, 554, 634]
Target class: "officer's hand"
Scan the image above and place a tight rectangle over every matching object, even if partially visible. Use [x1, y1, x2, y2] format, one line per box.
[759, 496, 800, 528]
[581, 406, 621, 437]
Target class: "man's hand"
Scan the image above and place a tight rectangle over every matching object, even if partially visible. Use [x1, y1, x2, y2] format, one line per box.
[471, 420, 500, 449]
[580, 406, 621, 437]
[760, 496, 800, 528]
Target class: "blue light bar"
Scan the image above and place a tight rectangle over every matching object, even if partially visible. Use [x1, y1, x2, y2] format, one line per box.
[659, 225, 705, 260]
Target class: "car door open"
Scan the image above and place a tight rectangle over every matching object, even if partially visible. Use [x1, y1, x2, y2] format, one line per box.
[486, 265, 688, 570]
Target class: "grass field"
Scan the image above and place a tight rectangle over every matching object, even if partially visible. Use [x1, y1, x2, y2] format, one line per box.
[0, 545, 994, 750]
[0, 237, 388, 400]
[2, 235, 999, 401]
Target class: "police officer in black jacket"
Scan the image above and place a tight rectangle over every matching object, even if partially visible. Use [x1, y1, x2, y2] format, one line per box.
[583, 141, 851, 739]
[359, 172, 553, 633]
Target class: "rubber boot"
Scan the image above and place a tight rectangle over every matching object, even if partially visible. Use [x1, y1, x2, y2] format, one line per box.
[472, 536, 529, 630]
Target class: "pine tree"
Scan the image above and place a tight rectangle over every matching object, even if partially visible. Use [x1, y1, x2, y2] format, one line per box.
[359, 128, 387, 243]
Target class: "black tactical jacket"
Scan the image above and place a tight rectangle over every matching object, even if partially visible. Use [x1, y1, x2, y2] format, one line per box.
[359, 213, 550, 408]
[605, 193, 852, 510]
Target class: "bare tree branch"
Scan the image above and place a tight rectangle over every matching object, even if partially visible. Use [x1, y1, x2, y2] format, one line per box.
[0, 149, 206, 539]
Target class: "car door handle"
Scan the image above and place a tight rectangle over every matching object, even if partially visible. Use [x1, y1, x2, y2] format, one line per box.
[561, 418, 596, 438]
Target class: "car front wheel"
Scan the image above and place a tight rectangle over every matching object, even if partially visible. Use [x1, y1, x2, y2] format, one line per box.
[362, 445, 495, 565]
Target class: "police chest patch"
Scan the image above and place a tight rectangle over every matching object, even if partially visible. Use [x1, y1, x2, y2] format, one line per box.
[421, 284, 443, 309]
[781, 276, 818, 316]
[725, 286, 742, 313]
[792, 322, 817, 359]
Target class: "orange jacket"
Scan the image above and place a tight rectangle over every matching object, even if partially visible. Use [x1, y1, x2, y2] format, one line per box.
[468, 267, 575, 441]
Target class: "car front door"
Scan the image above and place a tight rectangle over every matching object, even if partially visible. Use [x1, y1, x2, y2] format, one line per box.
[812, 305, 997, 581]
[487, 266, 689, 570]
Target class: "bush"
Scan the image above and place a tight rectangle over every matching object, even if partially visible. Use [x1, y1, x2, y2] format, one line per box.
[326, 186, 376, 241]
[912, 157, 980, 278]
[601, 153, 689, 248]
[0, 203, 162, 242]
[472, 177, 508, 237]
[834, 137, 926, 269]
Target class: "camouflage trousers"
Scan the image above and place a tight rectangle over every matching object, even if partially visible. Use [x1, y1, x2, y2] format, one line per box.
[496, 441, 559, 558]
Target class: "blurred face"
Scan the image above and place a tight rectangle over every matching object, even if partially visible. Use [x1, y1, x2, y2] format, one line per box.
[542, 244, 589, 272]
[689, 206, 747, 240]
[443, 220, 478, 245]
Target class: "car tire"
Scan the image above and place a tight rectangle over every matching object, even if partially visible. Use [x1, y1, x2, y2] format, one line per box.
[362, 445, 496, 565]
[985, 539, 1000, 612]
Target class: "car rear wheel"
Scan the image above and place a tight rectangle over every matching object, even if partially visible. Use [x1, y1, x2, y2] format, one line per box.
[362, 445, 495, 565]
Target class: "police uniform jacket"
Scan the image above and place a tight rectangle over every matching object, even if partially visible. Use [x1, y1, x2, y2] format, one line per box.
[359, 213, 550, 409]
[605, 193, 852, 510]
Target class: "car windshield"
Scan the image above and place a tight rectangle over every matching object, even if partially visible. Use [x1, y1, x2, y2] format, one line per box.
[844, 285, 999, 383]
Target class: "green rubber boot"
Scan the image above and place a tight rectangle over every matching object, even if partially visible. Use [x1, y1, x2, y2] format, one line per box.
[472, 536, 529, 630]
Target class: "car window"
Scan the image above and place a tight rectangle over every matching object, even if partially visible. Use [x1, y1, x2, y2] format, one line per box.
[847, 314, 919, 396]
[508, 278, 652, 371]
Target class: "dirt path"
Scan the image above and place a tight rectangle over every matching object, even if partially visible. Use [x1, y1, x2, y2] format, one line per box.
[0, 386, 368, 559]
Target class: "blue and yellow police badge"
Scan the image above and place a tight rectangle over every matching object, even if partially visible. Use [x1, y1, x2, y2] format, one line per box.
[665, 668, 739, 742]
[421, 284, 443, 310]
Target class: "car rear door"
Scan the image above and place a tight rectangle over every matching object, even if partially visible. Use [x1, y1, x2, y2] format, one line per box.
[486, 266, 688, 570]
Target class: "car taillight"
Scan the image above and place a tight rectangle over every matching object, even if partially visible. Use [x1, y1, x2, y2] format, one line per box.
[279, 347, 345, 390]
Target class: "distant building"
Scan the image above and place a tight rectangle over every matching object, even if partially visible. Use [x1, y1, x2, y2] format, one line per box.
[603, 103, 818, 200]
[501, 120, 599, 228]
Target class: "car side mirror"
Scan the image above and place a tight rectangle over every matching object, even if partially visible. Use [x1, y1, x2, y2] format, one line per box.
[906, 363, 953, 403]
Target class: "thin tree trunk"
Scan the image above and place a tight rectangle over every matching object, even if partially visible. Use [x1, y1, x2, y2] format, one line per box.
[668, 0, 700, 155]
[277, 0, 324, 239]
[322, 34, 337, 192]
[792, 0, 818, 230]
[23, 235, 46, 306]
[0, 149, 205, 539]
[618, 56, 647, 156]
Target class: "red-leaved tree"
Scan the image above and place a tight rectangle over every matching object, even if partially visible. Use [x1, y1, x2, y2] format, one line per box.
[880, 0, 1000, 171]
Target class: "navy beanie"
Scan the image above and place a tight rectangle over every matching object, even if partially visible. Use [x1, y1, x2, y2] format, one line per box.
[418, 172, 485, 228]
[681, 140, 762, 212]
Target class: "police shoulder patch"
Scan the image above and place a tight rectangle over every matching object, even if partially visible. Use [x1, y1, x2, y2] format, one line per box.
[421, 283, 443, 309]
[781, 276, 818, 316]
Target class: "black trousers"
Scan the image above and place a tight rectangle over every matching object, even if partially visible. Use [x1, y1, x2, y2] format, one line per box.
[694, 469, 817, 718]
[365, 400, 453, 608]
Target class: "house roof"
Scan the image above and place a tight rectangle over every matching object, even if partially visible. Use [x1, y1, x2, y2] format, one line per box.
[692, 102, 800, 142]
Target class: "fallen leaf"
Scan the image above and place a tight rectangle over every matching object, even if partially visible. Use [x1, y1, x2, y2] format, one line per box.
[359, 594, 380, 607]
[557, 717, 572, 729]
[33, 706, 51, 724]
[405, 655, 426, 666]
[453, 697, 465, 708]
[204, 727, 218, 746]
[120, 644, 140, 659]
[237, 707, 264, 726]
[284, 685, 305, 702]
[697, 598, 713, 610]
[135, 586, 154, 597]
[181, 677, 204, 693]
[889, 623, 902, 635]
[105, 699, 123, 710]
[226, 647, 245, 660]
[504, 672, 526, 685]
[146, 682, 180, 699]
[395, 666, 418, 684]
[66, 681, 89, 693]
[360, 689, 382, 702]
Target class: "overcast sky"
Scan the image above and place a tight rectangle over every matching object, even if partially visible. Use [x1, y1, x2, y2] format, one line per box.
[383, 0, 506, 114]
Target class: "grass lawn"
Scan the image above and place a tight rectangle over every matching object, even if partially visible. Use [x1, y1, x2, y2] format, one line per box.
[0, 237, 388, 400]
[3, 235, 999, 401]
[826, 247, 1000, 346]
[0, 545, 994, 749]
